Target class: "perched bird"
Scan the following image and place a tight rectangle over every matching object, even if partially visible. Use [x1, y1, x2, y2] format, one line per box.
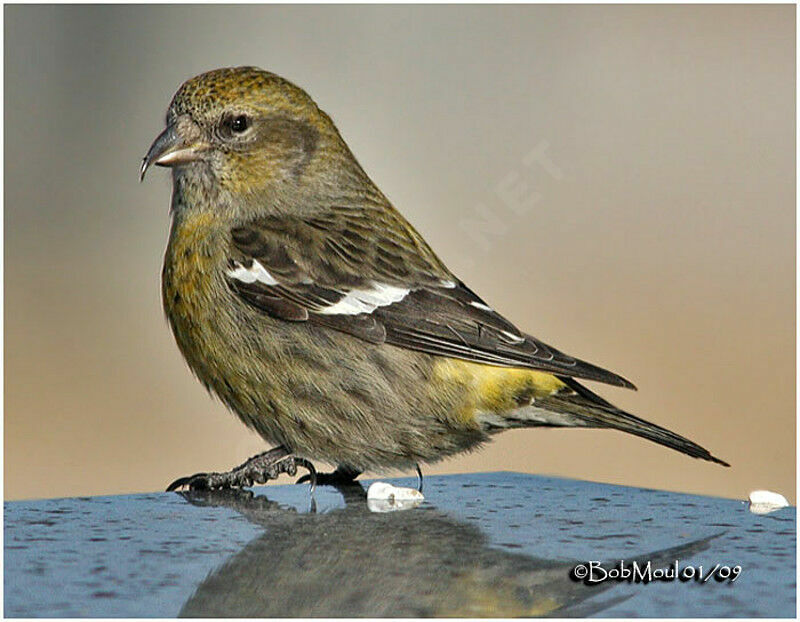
[141, 67, 728, 491]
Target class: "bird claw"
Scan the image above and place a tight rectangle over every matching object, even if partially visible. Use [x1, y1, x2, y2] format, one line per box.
[166, 472, 215, 491]
[166, 447, 317, 492]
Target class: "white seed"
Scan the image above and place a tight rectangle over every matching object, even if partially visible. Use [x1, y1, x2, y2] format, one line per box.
[748, 490, 789, 515]
[366, 482, 424, 513]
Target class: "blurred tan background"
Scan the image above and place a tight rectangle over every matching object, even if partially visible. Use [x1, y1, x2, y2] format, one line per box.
[5, 5, 794, 502]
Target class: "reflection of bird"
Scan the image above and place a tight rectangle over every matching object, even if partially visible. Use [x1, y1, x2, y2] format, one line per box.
[141, 66, 728, 490]
[176, 486, 717, 617]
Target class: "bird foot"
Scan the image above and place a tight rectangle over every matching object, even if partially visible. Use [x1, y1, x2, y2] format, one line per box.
[166, 446, 317, 492]
[296, 465, 361, 487]
[296, 464, 424, 492]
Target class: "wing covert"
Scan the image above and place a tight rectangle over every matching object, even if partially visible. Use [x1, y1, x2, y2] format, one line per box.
[226, 213, 635, 389]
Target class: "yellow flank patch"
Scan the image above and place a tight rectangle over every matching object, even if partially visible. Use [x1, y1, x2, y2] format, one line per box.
[432, 358, 566, 423]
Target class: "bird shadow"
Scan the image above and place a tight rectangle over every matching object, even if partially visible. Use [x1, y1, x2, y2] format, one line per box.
[173, 484, 719, 617]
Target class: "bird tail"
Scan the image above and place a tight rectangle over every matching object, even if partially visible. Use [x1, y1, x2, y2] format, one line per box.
[546, 377, 730, 467]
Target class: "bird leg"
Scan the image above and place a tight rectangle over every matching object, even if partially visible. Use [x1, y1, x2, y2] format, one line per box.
[296, 464, 362, 487]
[166, 446, 317, 492]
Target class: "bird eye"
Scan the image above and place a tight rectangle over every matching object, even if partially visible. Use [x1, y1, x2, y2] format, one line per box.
[230, 115, 249, 133]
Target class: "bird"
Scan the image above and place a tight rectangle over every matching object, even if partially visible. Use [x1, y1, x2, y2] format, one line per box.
[141, 66, 729, 491]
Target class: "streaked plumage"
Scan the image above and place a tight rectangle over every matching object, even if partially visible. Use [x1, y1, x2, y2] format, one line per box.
[143, 67, 728, 489]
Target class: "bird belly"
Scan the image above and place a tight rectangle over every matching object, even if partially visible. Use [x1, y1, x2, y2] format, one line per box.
[162, 243, 486, 468]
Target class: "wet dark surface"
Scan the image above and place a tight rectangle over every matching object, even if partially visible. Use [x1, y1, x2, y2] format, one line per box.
[4, 472, 796, 617]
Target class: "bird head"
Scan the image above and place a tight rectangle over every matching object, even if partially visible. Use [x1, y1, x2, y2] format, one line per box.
[141, 67, 357, 205]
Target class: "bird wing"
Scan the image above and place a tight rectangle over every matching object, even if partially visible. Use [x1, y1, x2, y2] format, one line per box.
[226, 209, 635, 389]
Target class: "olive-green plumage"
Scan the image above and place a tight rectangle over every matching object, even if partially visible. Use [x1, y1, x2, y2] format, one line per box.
[143, 67, 728, 486]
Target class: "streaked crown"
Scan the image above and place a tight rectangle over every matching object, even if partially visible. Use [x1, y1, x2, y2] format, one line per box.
[167, 66, 320, 125]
